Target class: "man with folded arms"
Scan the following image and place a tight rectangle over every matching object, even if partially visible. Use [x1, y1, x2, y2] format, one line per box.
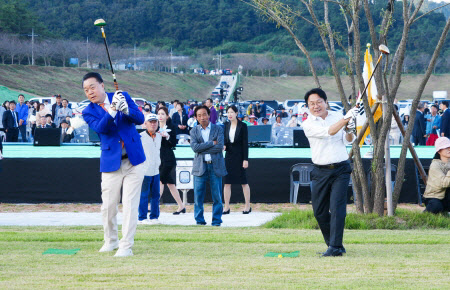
[82, 72, 146, 257]
[301, 88, 357, 257]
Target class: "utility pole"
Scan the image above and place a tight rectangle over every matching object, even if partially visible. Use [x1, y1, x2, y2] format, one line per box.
[86, 37, 89, 68]
[219, 51, 222, 72]
[134, 42, 137, 70]
[170, 47, 174, 73]
[27, 28, 38, 66]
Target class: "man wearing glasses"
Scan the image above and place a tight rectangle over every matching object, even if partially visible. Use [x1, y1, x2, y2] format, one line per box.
[301, 88, 357, 257]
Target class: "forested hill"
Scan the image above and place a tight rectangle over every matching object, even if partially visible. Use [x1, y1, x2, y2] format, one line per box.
[1, 0, 448, 55]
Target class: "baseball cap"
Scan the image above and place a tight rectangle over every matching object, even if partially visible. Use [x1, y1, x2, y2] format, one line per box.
[145, 114, 158, 122]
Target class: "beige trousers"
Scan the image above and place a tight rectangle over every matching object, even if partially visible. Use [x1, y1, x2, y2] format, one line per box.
[101, 158, 145, 250]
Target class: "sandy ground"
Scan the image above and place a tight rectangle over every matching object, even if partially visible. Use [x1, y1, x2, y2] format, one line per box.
[0, 202, 424, 213]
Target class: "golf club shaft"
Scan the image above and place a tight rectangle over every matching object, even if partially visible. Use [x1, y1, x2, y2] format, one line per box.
[355, 54, 383, 107]
[100, 27, 119, 91]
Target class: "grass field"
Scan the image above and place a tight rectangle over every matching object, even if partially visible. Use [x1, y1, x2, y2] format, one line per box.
[0, 64, 448, 104]
[0, 225, 449, 288]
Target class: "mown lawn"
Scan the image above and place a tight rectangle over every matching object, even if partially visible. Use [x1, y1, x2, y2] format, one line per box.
[0, 226, 448, 289]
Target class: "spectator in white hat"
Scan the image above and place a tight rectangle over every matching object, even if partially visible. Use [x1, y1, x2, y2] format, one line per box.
[138, 114, 162, 224]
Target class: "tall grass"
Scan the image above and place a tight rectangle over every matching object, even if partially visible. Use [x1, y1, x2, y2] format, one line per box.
[263, 209, 450, 230]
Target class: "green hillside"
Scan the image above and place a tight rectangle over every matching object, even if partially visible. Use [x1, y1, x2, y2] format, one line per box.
[0, 65, 218, 103]
[0, 65, 448, 104]
[239, 75, 450, 101]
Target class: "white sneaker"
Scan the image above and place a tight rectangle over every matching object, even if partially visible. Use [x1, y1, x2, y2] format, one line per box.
[138, 219, 148, 225]
[99, 242, 119, 252]
[114, 248, 133, 257]
[147, 219, 160, 225]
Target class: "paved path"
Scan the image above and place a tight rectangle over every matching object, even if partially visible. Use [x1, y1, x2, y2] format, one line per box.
[0, 212, 280, 227]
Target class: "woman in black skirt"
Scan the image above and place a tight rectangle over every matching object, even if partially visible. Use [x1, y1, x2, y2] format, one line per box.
[157, 106, 186, 214]
[223, 105, 251, 214]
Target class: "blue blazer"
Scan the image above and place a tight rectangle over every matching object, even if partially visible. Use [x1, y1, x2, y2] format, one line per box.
[82, 92, 146, 173]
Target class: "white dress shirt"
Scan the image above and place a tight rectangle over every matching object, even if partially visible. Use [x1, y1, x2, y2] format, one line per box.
[229, 124, 236, 143]
[100, 95, 117, 118]
[301, 110, 355, 165]
[200, 122, 212, 162]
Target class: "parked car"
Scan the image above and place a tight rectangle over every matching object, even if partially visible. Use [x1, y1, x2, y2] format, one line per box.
[283, 99, 304, 111]
[222, 69, 232, 75]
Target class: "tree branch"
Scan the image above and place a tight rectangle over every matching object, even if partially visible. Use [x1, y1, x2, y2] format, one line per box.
[412, 2, 450, 24]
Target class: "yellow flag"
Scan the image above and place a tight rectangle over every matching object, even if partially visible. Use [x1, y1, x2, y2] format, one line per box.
[357, 45, 383, 146]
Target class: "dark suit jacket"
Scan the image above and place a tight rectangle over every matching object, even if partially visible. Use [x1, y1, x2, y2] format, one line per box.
[224, 120, 249, 161]
[2, 110, 19, 129]
[412, 110, 426, 139]
[171, 111, 189, 135]
[440, 109, 450, 137]
[190, 123, 227, 177]
[61, 128, 75, 143]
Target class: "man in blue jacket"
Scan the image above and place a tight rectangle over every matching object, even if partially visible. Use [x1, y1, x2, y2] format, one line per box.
[82, 72, 146, 257]
[16, 94, 28, 142]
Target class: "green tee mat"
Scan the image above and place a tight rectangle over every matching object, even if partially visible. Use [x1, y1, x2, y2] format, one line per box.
[43, 248, 80, 255]
[2, 143, 435, 159]
[265, 251, 300, 258]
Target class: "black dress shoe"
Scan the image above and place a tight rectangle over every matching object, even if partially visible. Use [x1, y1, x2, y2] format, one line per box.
[321, 247, 343, 257]
[317, 247, 346, 255]
[223, 209, 230, 215]
[173, 208, 186, 215]
[243, 207, 252, 214]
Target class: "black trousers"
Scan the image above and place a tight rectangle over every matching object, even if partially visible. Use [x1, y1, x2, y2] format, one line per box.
[311, 161, 352, 248]
[424, 189, 450, 214]
[413, 135, 426, 146]
[18, 125, 27, 142]
[5, 128, 19, 142]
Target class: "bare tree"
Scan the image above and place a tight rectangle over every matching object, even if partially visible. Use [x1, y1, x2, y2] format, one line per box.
[4, 35, 20, 64]
[36, 40, 56, 66]
[54, 39, 75, 67]
[245, 0, 450, 215]
[0, 33, 11, 64]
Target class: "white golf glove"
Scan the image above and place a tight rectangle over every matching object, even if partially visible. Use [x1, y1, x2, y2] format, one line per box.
[344, 107, 359, 120]
[347, 117, 356, 129]
[117, 99, 129, 115]
[112, 90, 125, 109]
[0, 152, 3, 160]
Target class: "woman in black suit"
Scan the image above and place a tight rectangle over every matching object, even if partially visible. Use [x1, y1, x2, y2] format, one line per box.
[171, 102, 189, 136]
[157, 106, 186, 214]
[223, 105, 251, 214]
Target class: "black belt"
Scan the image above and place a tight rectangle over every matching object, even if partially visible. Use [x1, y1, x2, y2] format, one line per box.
[121, 154, 128, 160]
[314, 160, 348, 169]
[205, 160, 212, 164]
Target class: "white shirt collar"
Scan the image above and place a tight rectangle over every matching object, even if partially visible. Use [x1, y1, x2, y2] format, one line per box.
[308, 111, 329, 121]
[200, 122, 211, 131]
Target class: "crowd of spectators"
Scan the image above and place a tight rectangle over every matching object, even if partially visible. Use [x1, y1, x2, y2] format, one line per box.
[2, 93, 450, 148]
[393, 100, 450, 146]
[1, 94, 74, 143]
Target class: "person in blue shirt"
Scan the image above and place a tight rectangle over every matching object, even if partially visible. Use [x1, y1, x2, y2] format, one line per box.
[16, 94, 29, 142]
[426, 104, 441, 146]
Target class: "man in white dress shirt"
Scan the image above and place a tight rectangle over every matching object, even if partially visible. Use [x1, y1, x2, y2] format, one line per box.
[301, 88, 357, 257]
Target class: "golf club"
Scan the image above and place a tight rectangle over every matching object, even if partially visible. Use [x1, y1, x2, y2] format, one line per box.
[355, 44, 390, 107]
[94, 19, 119, 91]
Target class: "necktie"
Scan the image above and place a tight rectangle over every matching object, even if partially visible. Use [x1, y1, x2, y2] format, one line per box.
[12, 111, 18, 127]
[99, 103, 124, 149]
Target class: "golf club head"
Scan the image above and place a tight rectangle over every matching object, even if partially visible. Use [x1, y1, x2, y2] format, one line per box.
[94, 19, 106, 27]
[379, 44, 390, 55]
